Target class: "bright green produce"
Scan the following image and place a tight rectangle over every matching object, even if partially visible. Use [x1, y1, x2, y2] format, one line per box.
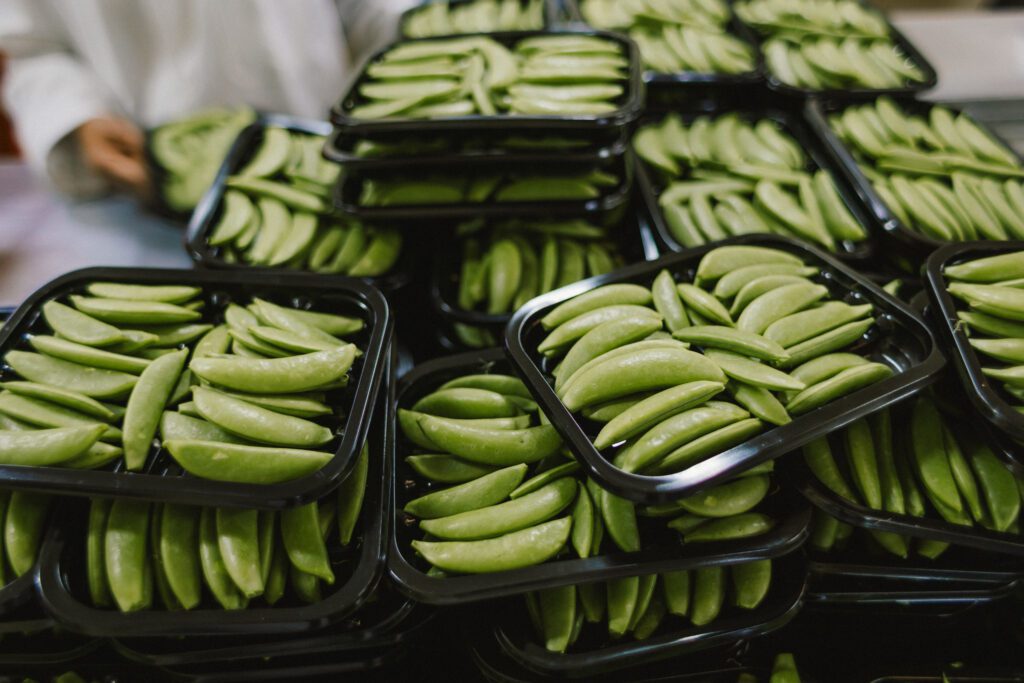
[830, 99, 1024, 242]
[735, 0, 926, 90]
[635, 113, 866, 252]
[208, 126, 402, 277]
[150, 107, 256, 212]
[349, 34, 628, 120]
[527, 560, 774, 652]
[581, 0, 755, 76]
[403, 0, 545, 38]
[537, 246, 884, 476]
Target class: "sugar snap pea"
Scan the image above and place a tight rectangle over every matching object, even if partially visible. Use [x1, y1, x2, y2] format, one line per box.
[910, 398, 963, 513]
[421, 478, 576, 540]
[541, 284, 653, 330]
[105, 499, 152, 612]
[216, 508, 264, 597]
[0, 424, 105, 467]
[677, 475, 770, 518]
[190, 345, 354, 394]
[160, 504, 202, 610]
[87, 498, 113, 607]
[412, 517, 571, 573]
[599, 487, 640, 552]
[41, 301, 124, 347]
[690, 566, 724, 626]
[5, 351, 138, 399]
[164, 440, 332, 483]
[683, 512, 773, 542]
[405, 463, 527, 519]
[193, 387, 331, 448]
[281, 502, 334, 584]
[606, 575, 639, 638]
[511, 461, 580, 500]
[654, 418, 764, 474]
[123, 349, 188, 471]
[594, 381, 724, 450]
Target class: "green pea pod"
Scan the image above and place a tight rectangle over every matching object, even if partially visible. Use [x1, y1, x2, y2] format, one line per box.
[415, 417, 561, 466]
[729, 381, 790, 426]
[189, 345, 355, 395]
[599, 487, 640, 553]
[809, 507, 840, 552]
[0, 381, 115, 421]
[786, 363, 893, 415]
[778, 318, 876, 371]
[539, 305, 660, 356]
[844, 418, 881, 509]
[651, 269, 689, 333]
[104, 499, 152, 612]
[164, 440, 332, 484]
[606, 575, 639, 638]
[771, 653, 801, 683]
[653, 418, 764, 475]
[690, 566, 725, 626]
[538, 585, 576, 653]
[737, 283, 829, 335]
[871, 409, 905, 516]
[705, 349, 805, 392]
[336, 442, 369, 546]
[713, 264, 818, 301]
[731, 559, 771, 610]
[554, 316, 664, 392]
[511, 462, 579, 499]
[945, 252, 1024, 283]
[594, 381, 723, 451]
[406, 454, 497, 484]
[281, 502, 335, 584]
[86, 498, 113, 607]
[763, 302, 873, 349]
[676, 284, 733, 327]
[677, 475, 770, 518]
[943, 427, 984, 523]
[192, 387, 332, 448]
[150, 506, 181, 610]
[661, 570, 690, 617]
[414, 387, 521, 420]
[683, 513, 774, 543]
[28, 336, 151, 374]
[160, 504, 202, 610]
[5, 352, 138, 399]
[0, 392, 121, 442]
[411, 517, 571, 574]
[571, 484, 594, 558]
[540, 284, 653, 330]
[695, 246, 804, 285]
[969, 444, 1020, 532]
[123, 349, 188, 471]
[578, 581, 605, 623]
[439, 374, 532, 399]
[618, 403, 749, 473]
[41, 301, 124, 347]
[69, 295, 201, 326]
[911, 398, 963, 513]
[215, 508, 264, 598]
[674, 326, 790, 363]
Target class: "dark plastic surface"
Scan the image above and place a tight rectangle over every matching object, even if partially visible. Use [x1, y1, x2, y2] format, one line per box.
[332, 150, 634, 223]
[185, 114, 413, 292]
[387, 348, 811, 605]
[430, 198, 660, 334]
[924, 241, 1024, 442]
[492, 551, 806, 678]
[808, 543, 1024, 587]
[636, 106, 876, 263]
[505, 233, 945, 504]
[330, 29, 645, 135]
[805, 99, 1024, 264]
[0, 266, 390, 508]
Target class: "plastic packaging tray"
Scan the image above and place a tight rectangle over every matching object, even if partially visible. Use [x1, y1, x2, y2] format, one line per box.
[35, 348, 393, 637]
[0, 266, 391, 508]
[806, 574, 1019, 607]
[330, 29, 645, 136]
[430, 197, 661, 337]
[400, 0, 562, 38]
[805, 99, 1024, 265]
[924, 241, 1024, 443]
[185, 114, 413, 292]
[636, 104, 876, 264]
[489, 551, 806, 678]
[739, 6, 937, 100]
[152, 647, 407, 683]
[322, 125, 629, 173]
[505, 233, 945, 504]
[331, 150, 634, 224]
[388, 348, 811, 605]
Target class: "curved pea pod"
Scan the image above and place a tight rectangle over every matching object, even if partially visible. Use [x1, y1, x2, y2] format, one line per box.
[676, 284, 733, 327]
[0, 392, 121, 442]
[910, 398, 963, 513]
[160, 504, 202, 610]
[578, 580, 605, 624]
[945, 252, 1024, 283]
[281, 502, 334, 584]
[736, 283, 829, 335]
[105, 499, 152, 612]
[771, 653, 801, 683]
[713, 264, 818, 301]
[150, 506, 180, 610]
[399, 410, 530, 449]
[682, 512, 774, 543]
[540, 285, 654, 331]
[486, 238, 522, 315]
[562, 346, 726, 412]
[764, 302, 874, 349]
[42, 301, 124, 347]
[675, 325, 790, 363]
[415, 417, 561, 466]
[421, 478, 576, 541]
[677, 475, 770, 518]
[606, 575, 639, 639]
[28, 336, 151, 374]
[412, 517, 571, 574]
[969, 338, 1024, 364]
[189, 345, 355, 394]
[554, 316, 664, 392]
[705, 349, 805, 392]
[594, 381, 724, 450]
[559, 340, 688, 396]
[86, 498, 113, 607]
[571, 484, 594, 559]
[160, 412, 244, 444]
[86, 282, 199, 304]
[661, 569, 690, 618]
[3, 491, 48, 580]
[948, 283, 1024, 321]
[871, 409, 905, 516]
[651, 269, 689, 334]
[69, 295, 201, 326]
[690, 566, 725, 626]
[337, 442, 368, 546]
[0, 424, 105, 467]
[405, 463, 527, 519]
[595, 486, 640, 553]
[732, 559, 771, 610]
[439, 374, 531, 399]
[5, 351, 138, 399]
[695, 246, 804, 285]
[729, 381, 790, 426]
[198, 507, 247, 610]
[123, 349, 188, 471]
[413, 387, 520, 419]
[537, 585, 576, 653]
[653, 418, 763, 474]
[511, 462, 580, 500]
[843, 418, 881, 509]
[809, 507, 840, 552]
[164, 440, 332, 484]
[943, 427, 984, 523]
[627, 573, 658, 634]
[786, 363, 893, 415]
[0, 382, 114, 422]
[216, 508, 264, 598]
[790, 353, 870, 389]
[192, 387, 332, 448]
[406, 454, 497, 484]
[968, 444, 1020, 532]
[538, 305, 661, 356]
[616, 403, 749, 473]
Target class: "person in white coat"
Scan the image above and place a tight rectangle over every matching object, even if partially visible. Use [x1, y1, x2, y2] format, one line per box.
[0, 0, 412, 198]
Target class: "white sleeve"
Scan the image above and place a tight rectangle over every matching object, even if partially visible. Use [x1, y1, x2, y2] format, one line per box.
[0, 1, 118, 197]
[335, 0, 419, 63]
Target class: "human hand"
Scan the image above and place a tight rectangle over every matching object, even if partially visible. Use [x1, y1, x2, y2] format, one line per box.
[75, 117, 151, 198]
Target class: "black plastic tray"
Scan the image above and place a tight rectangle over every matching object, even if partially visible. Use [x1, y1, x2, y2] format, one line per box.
[322, 125, 629, 173]
[330, 29, 645, 136]
[490, 551, 806, 678]
[34, 349, 394, 637]
[430, 197, 660, 335]
[739, 7, 937, 99]
[0, 266, 390, 508]
[152, 646, 407, 683]
[805, 99, 1024, 264]
[505, 233, 945, 504]
[924, 241, 1024, 443]
[806, 576, 1018, 607]
[388, 348, 811, 605]
[185, 114, 413, 292]
[400, 0, 561, 38]
[332, 151, 634, 224]
[636, 105, 876, 264]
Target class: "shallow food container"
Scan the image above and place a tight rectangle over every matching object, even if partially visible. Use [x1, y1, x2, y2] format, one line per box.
[0, 267, 391, 508]
[636, 104, 876, 264]
[185, 114, 414, 292]
[805, 100, 1024, 266]
[331, 29, 645, 136]
[488, 551, 806, 678]
[388, 348, 811, 605]
[505, 233, 945, 504]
